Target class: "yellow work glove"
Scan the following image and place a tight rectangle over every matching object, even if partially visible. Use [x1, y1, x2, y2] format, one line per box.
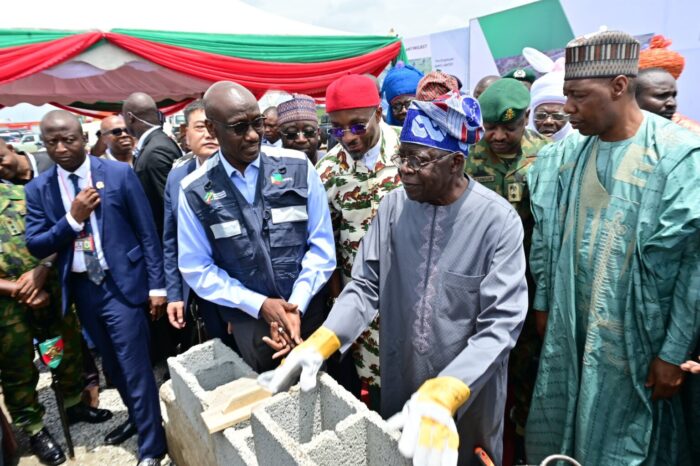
[387, 376, 470, 466]
[257, 326, 340, 393]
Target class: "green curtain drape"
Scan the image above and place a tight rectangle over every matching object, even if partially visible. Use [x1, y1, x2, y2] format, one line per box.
[113, 28, 403, 63]
[0, 29, 78, 48]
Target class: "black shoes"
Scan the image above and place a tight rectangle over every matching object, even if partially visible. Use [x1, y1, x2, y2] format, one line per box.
[29, 428, 66, 465]
[66, 402, 113, 424]
[104, 419, 137, 445]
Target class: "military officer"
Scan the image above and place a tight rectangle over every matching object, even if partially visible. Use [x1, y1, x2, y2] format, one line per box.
[0, 183, 112, 466]
[177, 81, 335, 373]
[464, 77, 550, 463]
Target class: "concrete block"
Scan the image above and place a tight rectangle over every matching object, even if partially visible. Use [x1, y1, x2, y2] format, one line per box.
[163, 342, 406, 466]
[160, 380, 218, 466]
[164, 339, 258, 466]
[250, 373, 405, 465]
[213, 422, 258, 466]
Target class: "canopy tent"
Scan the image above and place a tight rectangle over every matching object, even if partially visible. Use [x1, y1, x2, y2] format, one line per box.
[0, 28, 405, 115]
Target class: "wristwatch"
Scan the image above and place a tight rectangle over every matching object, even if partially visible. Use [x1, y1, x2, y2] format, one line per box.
[40, 260, 53, 269]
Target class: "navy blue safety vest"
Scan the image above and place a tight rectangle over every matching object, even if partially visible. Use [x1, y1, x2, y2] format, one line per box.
[181, 148, 310, 301]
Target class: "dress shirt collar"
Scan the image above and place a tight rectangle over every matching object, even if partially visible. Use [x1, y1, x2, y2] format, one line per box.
[219, 150, 260, 179]
[57, 154, 91, 180]
[361, 136, 382, 171]
[135, 126, 160, 153]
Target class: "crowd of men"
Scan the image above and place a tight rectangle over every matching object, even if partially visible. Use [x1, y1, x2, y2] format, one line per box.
[0, 28, 698, 466]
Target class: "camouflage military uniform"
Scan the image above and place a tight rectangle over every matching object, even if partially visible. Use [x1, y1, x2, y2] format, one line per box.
[0, 183, 83, 434]
[465, 128, 550, 431]
[316, 121, 401, 392]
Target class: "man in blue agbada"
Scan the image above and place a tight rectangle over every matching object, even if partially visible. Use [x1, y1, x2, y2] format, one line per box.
[381, 62, 424, 126]
[526, 30, 700, 465]
[261, 92, 528, 466]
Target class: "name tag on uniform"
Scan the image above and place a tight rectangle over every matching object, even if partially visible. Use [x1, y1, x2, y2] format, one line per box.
[270, 205, 308, 224]
[210, 220, 241, 239]
[473, 175, 496, 183]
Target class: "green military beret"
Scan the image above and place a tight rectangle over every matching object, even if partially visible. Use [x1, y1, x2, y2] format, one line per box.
[502, 67, 536, 83]
[477, 78, 531, 123]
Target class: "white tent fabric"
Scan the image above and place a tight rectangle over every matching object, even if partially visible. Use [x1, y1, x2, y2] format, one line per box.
[0, 0, 355, 106]
[0, 0, 350, 35]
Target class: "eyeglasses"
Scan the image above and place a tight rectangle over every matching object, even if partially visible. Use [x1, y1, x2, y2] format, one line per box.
[534, 111, 569, 122]
[284, 128, 317, 140]
[390, 151, 457, 172]
[210, 116, 266, 136]
[329, 114, 375, 139]
[390, 99, 414, 113]
[102, 127, 129, 137]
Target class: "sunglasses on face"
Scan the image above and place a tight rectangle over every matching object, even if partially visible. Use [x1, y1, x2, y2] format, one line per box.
[534, 111, 569, 122]
[103, 127, 129, 137]
[284, 128, 317, 140]
[329, 113, 375, 139]
[390, 151, 457, 172]
[211, 116, 266, 136]
[390, 99, 414, 113]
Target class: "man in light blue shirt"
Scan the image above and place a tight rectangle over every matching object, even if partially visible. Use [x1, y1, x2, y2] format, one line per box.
[177, 81, 335, 371]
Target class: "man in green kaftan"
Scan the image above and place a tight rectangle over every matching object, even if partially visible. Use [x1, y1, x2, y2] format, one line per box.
[526, 30, 700, 465]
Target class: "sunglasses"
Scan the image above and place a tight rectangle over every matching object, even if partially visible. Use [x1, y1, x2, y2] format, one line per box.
[329, 114, 375, 139]
[103, 127, 129, 137]
[210, 116, 266, 136]
[534, 111, 569, 122]
[390, 99, 414, 113]
[284, 128, 317, 140]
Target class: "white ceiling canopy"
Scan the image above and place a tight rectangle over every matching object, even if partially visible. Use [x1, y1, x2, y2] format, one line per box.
[1, 0, 350, 35]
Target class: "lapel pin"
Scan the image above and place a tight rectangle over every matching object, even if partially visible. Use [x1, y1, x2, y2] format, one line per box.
[96, 181, 104, 189]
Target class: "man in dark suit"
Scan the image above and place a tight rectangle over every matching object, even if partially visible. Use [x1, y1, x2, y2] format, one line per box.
[24, 110, 167, 466]
[122, 92, 181, 239]
[123, 92, 182, 362]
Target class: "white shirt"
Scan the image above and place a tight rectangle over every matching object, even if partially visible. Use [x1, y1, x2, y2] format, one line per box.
[102, 149, 133, 167]
[134, 126, 159, 157]
[362, 137, 382, 171]
[57, 156, 109, 272]
[58, 156, 166, 296]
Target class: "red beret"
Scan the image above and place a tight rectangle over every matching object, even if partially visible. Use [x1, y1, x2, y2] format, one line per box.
[325, 74, 381, 113]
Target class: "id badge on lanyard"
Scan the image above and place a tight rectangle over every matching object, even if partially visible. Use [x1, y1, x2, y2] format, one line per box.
[74, 230, 96, 253]
[59, 171, 96, 254]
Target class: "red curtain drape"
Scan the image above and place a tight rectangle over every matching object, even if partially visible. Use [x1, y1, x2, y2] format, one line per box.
[0, 32, 102, 85]
[0, 31, 401, 100]
[104, 33, 400, 97]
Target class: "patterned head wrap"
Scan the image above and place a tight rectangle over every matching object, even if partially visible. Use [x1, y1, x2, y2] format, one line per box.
[639, 35, 685, 80]
[564, 30, 640, 81]
[416, 71, 460, 101]
[400, 91, 482, 156]
[277, 94, 317, 126]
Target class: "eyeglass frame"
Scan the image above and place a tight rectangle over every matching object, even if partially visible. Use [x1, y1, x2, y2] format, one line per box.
[390, 98, 415, 113]
[329, 110, 377, 139]
[533, 111, 569, 122]
[101, 127, 130, 137]
[283, 127, 318, 140]
[208, 115, 266, 136]
[390, 150, 459, 172]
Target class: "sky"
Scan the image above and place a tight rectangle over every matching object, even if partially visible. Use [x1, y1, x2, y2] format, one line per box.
[0, 0, 534, 123]
[247, 0, 533, 36]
